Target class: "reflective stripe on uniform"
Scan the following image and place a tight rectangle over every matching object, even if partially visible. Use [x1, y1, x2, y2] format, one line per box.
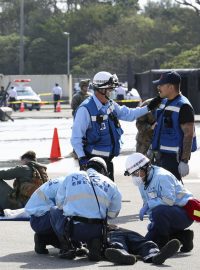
[177, 191, 188, 199]
[36, 189, 48, 202]
[160, 145, 179, 152]
[162, 196, 174, 206]
[91, 115, 108, 121]
[91, 149, 110, 157]
[165, 106, 180, 113]
[64, 193, 110, 207]
[107, 210, 119, 218]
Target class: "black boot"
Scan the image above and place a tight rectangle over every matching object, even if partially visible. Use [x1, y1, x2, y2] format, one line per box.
[152, 239, 180, 265]
[48, 233, 61, 249]
[58, 238, 76, 260]
[34, 233, 49, 254]
[105, 248, 137, 265]
[87, 238, 102, 261]
[172, 230, 194, 252]
[58, 249, 76, 259]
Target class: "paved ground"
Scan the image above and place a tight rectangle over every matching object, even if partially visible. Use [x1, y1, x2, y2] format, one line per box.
[0, 105, 200, 269]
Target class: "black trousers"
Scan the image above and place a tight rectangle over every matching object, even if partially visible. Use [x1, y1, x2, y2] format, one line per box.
[153, 152, 181, 181]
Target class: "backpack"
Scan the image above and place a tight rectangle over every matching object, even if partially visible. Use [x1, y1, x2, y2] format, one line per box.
[29, 163, 49, 186]
[18, 162, 49, 201]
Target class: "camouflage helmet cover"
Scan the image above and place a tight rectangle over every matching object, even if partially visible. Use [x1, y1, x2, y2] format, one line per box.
[79, 79, 90, 89]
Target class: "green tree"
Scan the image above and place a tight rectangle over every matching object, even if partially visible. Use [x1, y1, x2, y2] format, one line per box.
[162, 45, 200, 68]
[175, 0, 200, 15]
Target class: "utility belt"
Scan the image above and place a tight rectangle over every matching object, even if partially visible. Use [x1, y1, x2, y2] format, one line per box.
[72, 216, 105, 225]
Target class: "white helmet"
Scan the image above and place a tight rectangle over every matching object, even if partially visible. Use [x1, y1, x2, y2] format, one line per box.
[93, 71, 119, 89]
[125, 153, 150, 176]
[87, 156, 108, 175]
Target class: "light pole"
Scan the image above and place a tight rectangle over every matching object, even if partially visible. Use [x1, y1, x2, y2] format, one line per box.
[63, 32, 72, 103]
[63, 32, 70, 77]
[19, 0, 24, 74]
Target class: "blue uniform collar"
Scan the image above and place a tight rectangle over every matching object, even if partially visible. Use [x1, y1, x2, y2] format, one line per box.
[147, 166, 155, 183]
[93, 94, 110, 111]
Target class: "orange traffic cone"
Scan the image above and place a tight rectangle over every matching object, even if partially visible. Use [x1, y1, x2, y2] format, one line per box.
[56, 101, 61, 112]
[20, 102, 25, 112]
[50, 128, 62, 160]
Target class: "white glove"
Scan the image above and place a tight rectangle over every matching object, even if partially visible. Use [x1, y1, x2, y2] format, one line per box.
[178, 161, 189, 177]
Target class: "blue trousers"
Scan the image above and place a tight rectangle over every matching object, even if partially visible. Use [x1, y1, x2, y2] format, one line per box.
[108, 227, 159, 261]
[30, 212, 54, 234]
[50, 208, 103, 243]
[145, 205, 193, 246]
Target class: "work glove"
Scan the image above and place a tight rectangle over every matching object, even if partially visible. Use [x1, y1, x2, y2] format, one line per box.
[139, 203, 149, 221]
[78, 156, 89, 171]
[147, 96, 162, 111]
[178, 161, 189, 177]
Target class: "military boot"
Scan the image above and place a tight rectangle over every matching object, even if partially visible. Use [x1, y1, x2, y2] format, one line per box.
[152, 239, 180, 265]
[34, 233, 49, 254]
[105, 248, 137, 265]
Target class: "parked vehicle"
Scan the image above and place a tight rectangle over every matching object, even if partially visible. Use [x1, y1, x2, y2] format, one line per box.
[10, 79, 41, 111]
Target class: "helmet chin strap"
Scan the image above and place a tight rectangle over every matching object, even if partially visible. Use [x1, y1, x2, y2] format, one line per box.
[143, 164, 152, 189]
[97, 88, 110, 100]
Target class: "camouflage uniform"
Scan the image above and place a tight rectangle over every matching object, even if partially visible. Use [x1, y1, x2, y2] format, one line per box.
[135, 99, 156, 155]
[71, 79, 92, 116]
[0, 161, 48, 210]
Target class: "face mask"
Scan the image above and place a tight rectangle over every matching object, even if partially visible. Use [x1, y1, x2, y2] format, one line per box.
[132, 176, 143, 186]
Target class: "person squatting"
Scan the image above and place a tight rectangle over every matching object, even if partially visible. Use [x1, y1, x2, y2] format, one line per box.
[24, 156, 191, 266]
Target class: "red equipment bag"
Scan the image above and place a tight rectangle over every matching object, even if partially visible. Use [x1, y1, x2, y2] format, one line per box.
[183, 198, 200, 222]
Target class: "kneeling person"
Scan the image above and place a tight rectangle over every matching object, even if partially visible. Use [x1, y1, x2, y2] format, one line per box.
[50, 157, 122, 261]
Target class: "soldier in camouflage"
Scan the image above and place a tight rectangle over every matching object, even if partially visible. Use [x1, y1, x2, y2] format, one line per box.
[71, 79, 92, 116]
[135, 99, 156, 155]
[0, 150, 48, 210]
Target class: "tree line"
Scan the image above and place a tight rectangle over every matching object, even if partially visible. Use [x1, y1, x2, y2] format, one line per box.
[0, 0, 200, 78]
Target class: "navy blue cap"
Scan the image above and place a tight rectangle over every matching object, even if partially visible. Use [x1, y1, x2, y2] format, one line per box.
[153, 71, 181, 86]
